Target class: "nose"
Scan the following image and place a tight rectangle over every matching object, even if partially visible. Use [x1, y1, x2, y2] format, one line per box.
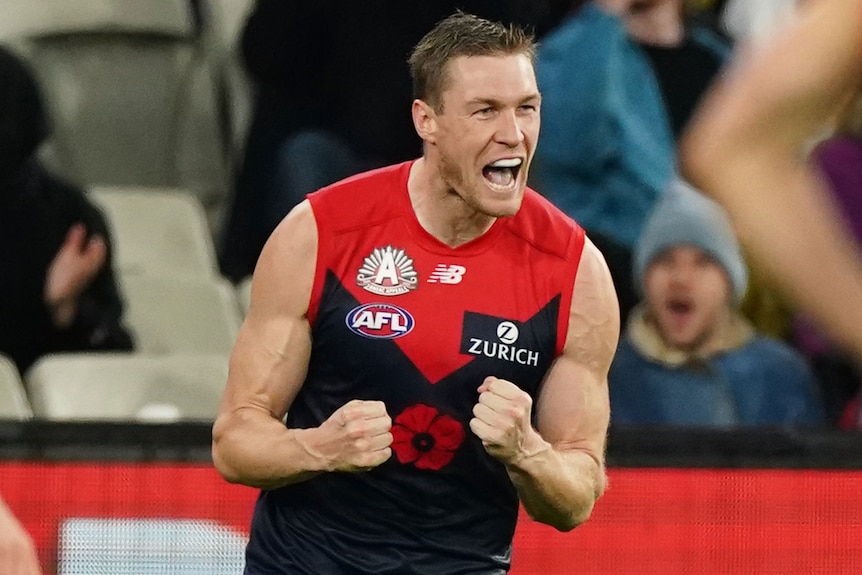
[495, 109, 525, 148]
[668, 261, 695, 285]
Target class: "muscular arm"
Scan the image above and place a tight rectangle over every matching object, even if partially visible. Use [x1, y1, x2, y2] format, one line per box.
[212, 201, 392, 489]
[680, 0, 862, 357]
[471, 239, 619, 531]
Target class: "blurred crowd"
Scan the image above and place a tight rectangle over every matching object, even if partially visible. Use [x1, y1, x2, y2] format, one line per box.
[2, 0, 860, 431]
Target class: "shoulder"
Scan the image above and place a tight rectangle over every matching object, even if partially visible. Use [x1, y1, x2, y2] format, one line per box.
[739, 336, 816, 380]
[30, 167, 109, 231]
[509, 189, 586, 261]
[563, 235, 620, 366]
[747, 335, 809, 361]
[263, 200, 319, 263]
[251, 199, 319, 316]
[307, 162, 409, 230]
[310, 162, 408, 199]
[537, 6, 631, 78]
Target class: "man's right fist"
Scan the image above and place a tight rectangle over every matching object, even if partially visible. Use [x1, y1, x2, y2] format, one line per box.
[305, 400, 393, 472]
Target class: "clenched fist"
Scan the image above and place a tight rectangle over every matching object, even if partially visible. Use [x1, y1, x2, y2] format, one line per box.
[308, 399, 393, 472]
[470, 376, 545, 465]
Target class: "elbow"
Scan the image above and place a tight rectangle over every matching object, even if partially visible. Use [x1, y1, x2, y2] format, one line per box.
[562, 496, 599, 532]
[533, 486, 604, 533]
[211, 418, 243, 484]
[542, 501, 594, 533]
[554, 470, 608, 532]
[211, 445, 242, 485]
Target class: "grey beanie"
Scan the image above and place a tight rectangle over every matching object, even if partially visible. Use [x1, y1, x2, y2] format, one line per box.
[634, 178, 749, 302]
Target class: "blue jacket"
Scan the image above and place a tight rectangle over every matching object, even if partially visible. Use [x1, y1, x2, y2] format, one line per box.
[609, 335, 826, 427]
[531, 3, 729, 247]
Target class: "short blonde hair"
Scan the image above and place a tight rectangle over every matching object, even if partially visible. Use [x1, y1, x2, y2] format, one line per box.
[408, 11, 535, 112]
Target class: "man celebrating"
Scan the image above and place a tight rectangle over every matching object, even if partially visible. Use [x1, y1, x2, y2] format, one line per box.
[213, 12, 619, 574]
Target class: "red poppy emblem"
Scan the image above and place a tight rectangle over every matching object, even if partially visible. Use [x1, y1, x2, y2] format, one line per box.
[391, 404, 465, 470]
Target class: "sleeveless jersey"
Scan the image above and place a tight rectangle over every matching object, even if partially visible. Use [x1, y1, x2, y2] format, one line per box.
[245, 161, 586, 575]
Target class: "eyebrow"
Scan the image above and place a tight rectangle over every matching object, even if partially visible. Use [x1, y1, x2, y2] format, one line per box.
[465, 94, 542, 108]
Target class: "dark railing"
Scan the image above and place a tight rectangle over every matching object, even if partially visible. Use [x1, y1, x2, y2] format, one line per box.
[2, 420, 861, 468]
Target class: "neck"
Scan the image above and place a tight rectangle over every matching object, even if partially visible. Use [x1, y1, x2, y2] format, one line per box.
[682, 308, 735, 357]
[407, 158, 496, 248]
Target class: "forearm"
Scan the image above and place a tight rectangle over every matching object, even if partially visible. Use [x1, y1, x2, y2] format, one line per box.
[211, 408, 327, 490]
[506, 437, 605, 532]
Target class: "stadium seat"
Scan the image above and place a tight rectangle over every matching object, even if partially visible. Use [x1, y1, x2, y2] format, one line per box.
[0, 353, 33, 420]
[198, 0, 257, 167]
[120, 274, 242, 355]
[25, 352, 229, 421]
[89, 186, 219, 279]
[0, 0, 231, 235]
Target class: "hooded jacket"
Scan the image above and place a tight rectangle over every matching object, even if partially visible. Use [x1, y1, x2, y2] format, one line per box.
[0, 45, 133, 374]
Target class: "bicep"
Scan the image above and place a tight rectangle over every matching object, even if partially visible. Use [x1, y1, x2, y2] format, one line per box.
[535, 239, 619, 454]
[218, 201, 318, 421]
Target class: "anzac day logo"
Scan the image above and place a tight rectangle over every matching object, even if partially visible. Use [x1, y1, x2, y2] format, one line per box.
[356, 246, 418, 296]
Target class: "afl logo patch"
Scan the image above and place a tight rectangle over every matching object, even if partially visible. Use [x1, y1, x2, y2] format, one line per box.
[346, 303, 415, 339]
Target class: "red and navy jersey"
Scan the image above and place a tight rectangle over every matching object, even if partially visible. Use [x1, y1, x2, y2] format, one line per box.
[245, 161, 586, 575]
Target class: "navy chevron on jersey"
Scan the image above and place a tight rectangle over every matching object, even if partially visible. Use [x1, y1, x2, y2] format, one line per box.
[245, 161, 586, 575]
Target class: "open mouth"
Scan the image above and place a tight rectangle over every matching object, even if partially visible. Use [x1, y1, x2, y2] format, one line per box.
[665, 298, 694, 323]
[629, 0, 658, 14]
[668, 300, 691, 313]
[482, 158, 522, 190]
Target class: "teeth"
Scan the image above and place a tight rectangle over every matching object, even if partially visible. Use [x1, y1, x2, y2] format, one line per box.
[488, 158, 522, 168]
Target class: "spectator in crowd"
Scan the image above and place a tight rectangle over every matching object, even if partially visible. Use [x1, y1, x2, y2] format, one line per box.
[218, 0, 564, 282]
[0, 494, 40, 575]
[609, 179, 825, 427]
[530, 0, 729, 325]
[0, 45, 133, 375]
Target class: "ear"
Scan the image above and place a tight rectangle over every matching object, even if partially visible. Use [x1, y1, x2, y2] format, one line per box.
[412, 99, 437, 144]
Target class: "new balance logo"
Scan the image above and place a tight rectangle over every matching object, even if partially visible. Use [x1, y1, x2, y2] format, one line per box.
[427, 264, 466, 284]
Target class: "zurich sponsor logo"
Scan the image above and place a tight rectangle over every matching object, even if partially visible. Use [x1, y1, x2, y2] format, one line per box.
[462, 318, 540, 366]
[346, 303, 415, 339]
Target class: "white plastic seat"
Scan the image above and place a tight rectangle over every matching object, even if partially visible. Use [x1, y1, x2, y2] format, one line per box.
[88, 186, 219, 279]
[25, 352, 229, 421]
[198, 0, 257, 166]
[0, 353, 33, 420]
[0, 0, 231, 234]
[120, 274, 242, 355]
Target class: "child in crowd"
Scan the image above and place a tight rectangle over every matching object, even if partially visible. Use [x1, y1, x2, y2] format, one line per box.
[609, 179, 825, 427]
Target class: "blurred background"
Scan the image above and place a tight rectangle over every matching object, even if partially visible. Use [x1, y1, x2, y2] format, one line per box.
[2, 0, 861, 573]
